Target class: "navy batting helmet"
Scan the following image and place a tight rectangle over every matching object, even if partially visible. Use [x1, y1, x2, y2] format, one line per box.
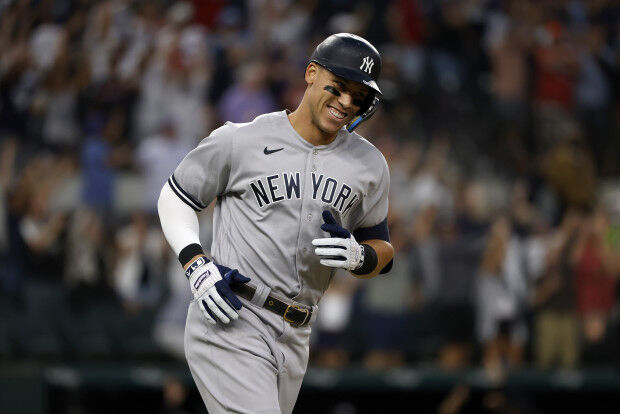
[310, 33, 382, 132]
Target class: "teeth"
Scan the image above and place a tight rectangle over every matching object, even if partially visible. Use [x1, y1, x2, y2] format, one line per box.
[328, 107, 345, 119]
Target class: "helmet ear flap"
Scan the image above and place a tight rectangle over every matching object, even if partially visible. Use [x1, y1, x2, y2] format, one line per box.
[357, 90, 376, 116]
[346, 94, 380, 132]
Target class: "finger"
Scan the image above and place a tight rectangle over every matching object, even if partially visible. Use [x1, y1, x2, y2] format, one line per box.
[321, 223, 350, 238]
[220, 288, 243, 310]
[223, 269, 251, 285]
[312, 238, 348, 247]
[215, 264, 231, 277]
[322, 210, 337, 225]
[232, 273, 251, 284]
[222, 269, 238, 284]
[314, 247, 347, 258]
[199, 300, 217, 325]
[320, 223, 339, 233]
[211, 291, 239, 320]
[320, 259, 348, 268]
[206, 295, 231, 324]
[214, 280, 244, 310]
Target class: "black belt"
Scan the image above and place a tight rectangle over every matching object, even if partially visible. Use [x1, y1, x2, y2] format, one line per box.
[231, 283, 312, 327]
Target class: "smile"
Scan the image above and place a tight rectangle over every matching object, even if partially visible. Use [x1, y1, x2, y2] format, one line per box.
[327, 106, 346, 120]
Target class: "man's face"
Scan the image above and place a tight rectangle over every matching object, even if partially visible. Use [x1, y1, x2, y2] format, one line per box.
[305, 64, 369, 135]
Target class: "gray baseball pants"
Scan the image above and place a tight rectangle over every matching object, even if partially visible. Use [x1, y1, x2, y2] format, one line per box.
[184, 297, 312, 413]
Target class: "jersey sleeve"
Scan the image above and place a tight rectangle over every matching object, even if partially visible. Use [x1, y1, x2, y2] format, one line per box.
[353, 155, 392, 274]
[352, 153, 390, 240]
[168, 123, 235, 211]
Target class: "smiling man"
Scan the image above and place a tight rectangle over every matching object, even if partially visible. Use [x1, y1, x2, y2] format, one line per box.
[158, 33, 393, 414]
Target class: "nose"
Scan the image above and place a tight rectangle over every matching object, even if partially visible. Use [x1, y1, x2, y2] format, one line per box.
[337, 91, 353, 109]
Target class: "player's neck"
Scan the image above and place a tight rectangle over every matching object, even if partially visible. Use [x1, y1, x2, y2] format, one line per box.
[288, 107, 337, 147]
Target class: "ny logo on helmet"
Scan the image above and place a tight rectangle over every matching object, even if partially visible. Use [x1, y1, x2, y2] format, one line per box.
[360, 56, 374, 74]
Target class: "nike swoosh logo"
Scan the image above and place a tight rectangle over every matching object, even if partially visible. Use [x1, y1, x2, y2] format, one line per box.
[264, 147, 284, 155]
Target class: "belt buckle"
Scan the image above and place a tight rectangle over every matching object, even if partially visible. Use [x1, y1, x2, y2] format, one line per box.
[283, 304, 309, 327]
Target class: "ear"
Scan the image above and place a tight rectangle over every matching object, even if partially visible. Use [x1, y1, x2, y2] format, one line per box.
[305, 63, 319, 86]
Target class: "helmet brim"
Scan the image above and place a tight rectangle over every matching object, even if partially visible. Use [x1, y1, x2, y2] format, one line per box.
[313, 60, 382, 96]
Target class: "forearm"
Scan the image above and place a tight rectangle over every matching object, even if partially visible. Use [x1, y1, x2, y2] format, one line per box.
[157, 182, 202, 260]
[350, 239, 394, 279]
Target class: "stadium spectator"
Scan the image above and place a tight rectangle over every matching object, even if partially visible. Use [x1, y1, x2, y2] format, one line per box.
[113, 212, 166, 312]
[37, 41, 82, 151]
[80, 110, 132, 212]
[532, 20, 579, 112]
[63, 206, 106, 309]
[411, 201, 486, 370]
[573, 206, 619, 365]
[217, 59, 277, 124]
[476, 215, 529, 380]
[533, 209, 582, 370]
[134, 119, 193, 212]
[18, 157, 71, 283]
[540, 121, 597, 219]
[361, 217, 415, 370]
[574, 21, 616, 173]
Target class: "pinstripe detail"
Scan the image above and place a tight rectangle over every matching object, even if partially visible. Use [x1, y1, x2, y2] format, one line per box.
[168, 176, 204, 211]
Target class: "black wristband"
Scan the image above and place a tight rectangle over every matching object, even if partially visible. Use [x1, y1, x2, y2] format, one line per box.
[179, 243, 205, 267]
[352, 243, 378, 275]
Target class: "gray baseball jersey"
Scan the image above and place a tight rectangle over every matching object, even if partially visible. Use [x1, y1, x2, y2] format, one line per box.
[170, 110, 390, 413]
[170, 110, 390, 306]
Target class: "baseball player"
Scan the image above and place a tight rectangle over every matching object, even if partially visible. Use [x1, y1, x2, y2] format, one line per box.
[158, 33, 393, 413]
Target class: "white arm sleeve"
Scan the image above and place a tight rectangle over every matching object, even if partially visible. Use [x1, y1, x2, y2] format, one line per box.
[157, 182, 201, 257]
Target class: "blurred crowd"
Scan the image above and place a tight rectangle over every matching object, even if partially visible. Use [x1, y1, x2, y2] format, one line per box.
[0, 0, 619, 384]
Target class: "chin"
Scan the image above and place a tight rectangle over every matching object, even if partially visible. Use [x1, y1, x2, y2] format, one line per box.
[313, 115, 341, 135]
[321, 121, 342, 134]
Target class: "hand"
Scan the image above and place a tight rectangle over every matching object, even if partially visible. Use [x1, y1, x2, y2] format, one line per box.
[312, 210, 364, 271]
[187, 257, 251, 325]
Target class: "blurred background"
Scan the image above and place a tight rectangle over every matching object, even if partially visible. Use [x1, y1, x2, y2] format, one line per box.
[0, 0, 619, 413]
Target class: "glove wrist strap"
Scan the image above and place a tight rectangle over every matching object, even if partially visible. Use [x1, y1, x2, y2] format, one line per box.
[179, 243, 206, 267]
[352, 243, 378, 275]
[354, 244, 365, 270]
[185, 255, 210, 280]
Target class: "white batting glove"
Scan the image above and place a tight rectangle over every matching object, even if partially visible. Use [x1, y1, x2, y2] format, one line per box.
[186, 257, 249, 325]
[312, 235, 364, 271]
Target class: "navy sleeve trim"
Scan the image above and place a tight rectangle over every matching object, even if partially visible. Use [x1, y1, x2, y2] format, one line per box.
[353, 218, 390, 242]
[168, 175, 206, 211]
